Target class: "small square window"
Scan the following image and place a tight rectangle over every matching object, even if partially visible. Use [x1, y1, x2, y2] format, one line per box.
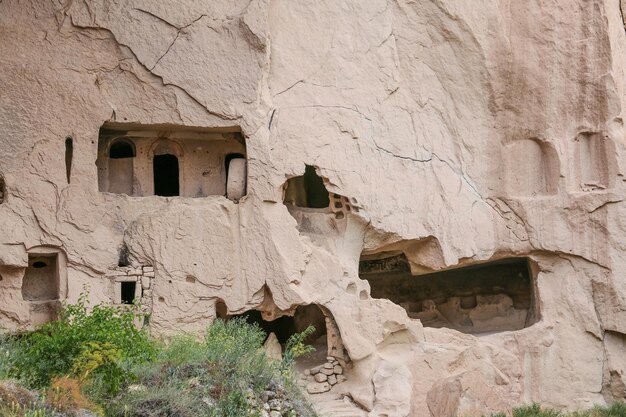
[121, 281, 137, 304]
[114, 279, 141, 305]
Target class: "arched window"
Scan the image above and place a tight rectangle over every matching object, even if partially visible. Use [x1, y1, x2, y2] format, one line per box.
[108, 139, 135, 195]
[109, 140, 135, 159]
[153, 154, 179, 196]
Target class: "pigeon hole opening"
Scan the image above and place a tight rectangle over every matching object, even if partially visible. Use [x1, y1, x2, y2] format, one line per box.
[65, 137, 73, 184]
[359, 255, 538, 334]
[283, 165, 330, 209]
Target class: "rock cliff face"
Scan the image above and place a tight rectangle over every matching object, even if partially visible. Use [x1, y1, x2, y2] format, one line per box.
[1, 1, 626, 415]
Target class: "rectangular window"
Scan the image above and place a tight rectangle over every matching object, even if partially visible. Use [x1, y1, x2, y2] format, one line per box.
[120, 281, 137, 305]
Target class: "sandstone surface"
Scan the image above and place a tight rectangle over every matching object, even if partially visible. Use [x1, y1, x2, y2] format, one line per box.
[2, 1, 626, 416]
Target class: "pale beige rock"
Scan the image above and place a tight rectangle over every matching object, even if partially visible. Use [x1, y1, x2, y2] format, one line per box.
[1, 0, 626, 416]
[314, 373, 328, 383]
[263, 332, 282, 362]
[307, 382, 331, 395]
[328, 374, 337, 385]
[369, 362, 412, 417]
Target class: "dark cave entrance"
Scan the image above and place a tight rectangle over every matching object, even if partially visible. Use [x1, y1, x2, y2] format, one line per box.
[283, 165, 330, 209]
[217, 304, 327, 345]
[359, 255, 538, 334]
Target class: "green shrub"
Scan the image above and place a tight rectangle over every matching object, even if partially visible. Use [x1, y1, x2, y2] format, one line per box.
[281, 325, 316, 372]
[6, 294, 156, 394]
[2, 306, 319, 416]
[109, 318, 317, 417]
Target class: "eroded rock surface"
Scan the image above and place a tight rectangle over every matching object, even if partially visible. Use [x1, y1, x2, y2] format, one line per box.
[2, 1, 626, 416]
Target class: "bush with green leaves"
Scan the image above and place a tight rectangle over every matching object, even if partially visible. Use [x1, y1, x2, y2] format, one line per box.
[108, 318, 317, 417]
[5, 294, 156, 394]
[281, 325, 316, 372]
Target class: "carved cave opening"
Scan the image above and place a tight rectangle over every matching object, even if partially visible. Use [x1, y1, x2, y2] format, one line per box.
[22, 252, 61, 325]
[97, 124, 247, 199]
[217, 304, 327, 345]
[153, 154, 180, 197]
[283, 165, 330, 209]
[0, 176, 4, 203]
[22, 254, 60, 302]
[359, 254, 538, 334]
[216, 302, 348, 366]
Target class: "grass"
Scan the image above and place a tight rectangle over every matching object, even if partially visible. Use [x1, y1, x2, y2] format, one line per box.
[486, 403, 626, 417]
[0, 403, 55, 417]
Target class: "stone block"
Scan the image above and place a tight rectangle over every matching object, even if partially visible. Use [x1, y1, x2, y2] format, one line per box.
[321, 367, 334, 376]
[314, 373, 328, 382]
[306, 382, 331, 394]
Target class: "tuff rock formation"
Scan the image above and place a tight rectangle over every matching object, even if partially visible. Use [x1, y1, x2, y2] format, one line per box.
[1, 1, 626, 416]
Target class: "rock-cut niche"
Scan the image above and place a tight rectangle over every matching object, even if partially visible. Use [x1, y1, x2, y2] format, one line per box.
[574, 132, 610, 191]
[21, 248, 67, 326]
[22, 254, 60, 302]
[505, 139, 558, 197]
[96, 124, 247, 200]
[359, 254, 538, 334]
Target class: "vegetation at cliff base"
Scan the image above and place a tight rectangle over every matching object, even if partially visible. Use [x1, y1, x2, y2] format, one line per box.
[0, 297, 317, 417]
